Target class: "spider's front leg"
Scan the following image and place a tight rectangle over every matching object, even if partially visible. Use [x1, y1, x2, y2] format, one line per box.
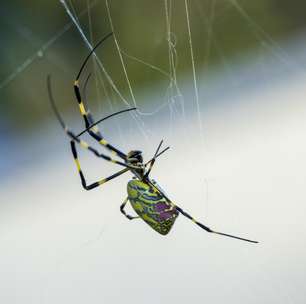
[72, 33, 127, 160]
[70, 141, 129, 190]
[74, 80, 127, 159]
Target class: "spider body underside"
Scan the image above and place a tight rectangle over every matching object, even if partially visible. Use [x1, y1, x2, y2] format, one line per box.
[47, 33, 258, 244]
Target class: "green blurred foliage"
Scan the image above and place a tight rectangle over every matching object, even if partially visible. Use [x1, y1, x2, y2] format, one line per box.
[1, 0, 306, 132]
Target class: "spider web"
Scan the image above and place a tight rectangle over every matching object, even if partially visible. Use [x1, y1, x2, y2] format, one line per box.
[1, 0, 300, 133]
[0, 0, 303, 203]
[55, 0, 303, 220]
[58, 0, 189, 146]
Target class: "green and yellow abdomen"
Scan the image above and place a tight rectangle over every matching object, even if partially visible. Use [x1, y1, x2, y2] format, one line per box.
[127, 179, 178, 235]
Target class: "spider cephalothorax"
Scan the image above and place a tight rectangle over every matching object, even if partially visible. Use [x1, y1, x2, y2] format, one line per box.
[127, 150, 143, 164]
[126, 150, 145, 176]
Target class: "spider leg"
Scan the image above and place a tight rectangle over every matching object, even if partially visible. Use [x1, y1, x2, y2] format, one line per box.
[47, 75, 137, 170]
[73, 33, 127, 160]
[80, 73, 103, 137]
[146, 179, 258, 243]
[120, 197, 139, 220]
[70, 141, 129, 190]
[175, 205, 258, 243]
[76, 108, 137, 138]
[66, 122, 136, 169]
[144, 146, 170, 167]
[74, 80, 127, 159]
[144, 140, 164, 178]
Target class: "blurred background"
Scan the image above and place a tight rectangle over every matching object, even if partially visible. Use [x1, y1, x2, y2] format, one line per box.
[1, 0, 306, 303]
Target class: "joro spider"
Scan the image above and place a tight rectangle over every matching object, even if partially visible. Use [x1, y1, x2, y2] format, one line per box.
[47, 32, 258, 243]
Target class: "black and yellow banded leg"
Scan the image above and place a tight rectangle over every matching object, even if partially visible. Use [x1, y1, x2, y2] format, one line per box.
[175, 205, 258, 243]
[71, 33, 125, 158]
[81, 73, 103, 138]
[73, 80, 127, 160]
[84, 111, 103, 138]
[74, 79, 95, 129]
[47, 75, 133, 170]
[120, 198, 139, 220]
[66, 127, 136, 169]
[47, 74, 136, 172]
[70, 141, 129, 190]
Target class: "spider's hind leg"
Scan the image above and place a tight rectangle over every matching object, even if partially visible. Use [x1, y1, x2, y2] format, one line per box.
[120, 197, 139, 220]
[175, 205, 258, 243]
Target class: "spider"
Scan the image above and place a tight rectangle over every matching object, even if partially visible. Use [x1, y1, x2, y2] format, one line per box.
[47, 33, 258, 243]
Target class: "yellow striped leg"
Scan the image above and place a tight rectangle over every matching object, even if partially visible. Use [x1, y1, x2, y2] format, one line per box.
[47, 75, 129, 167]
[120, 197, 139, 220]
[175, 205, 258, 243]
[81, 73, 102, 136]
[70, 141, 129, 190]
[64, 126, 137, 170]
[74, 80, 126, 159]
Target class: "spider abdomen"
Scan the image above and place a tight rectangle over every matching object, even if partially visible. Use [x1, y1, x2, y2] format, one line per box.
[127, 180, 179, 235]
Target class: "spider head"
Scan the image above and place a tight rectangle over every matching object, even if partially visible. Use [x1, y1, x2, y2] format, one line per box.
[127, 150, 143, 165]
[127, 150, 145, 175]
